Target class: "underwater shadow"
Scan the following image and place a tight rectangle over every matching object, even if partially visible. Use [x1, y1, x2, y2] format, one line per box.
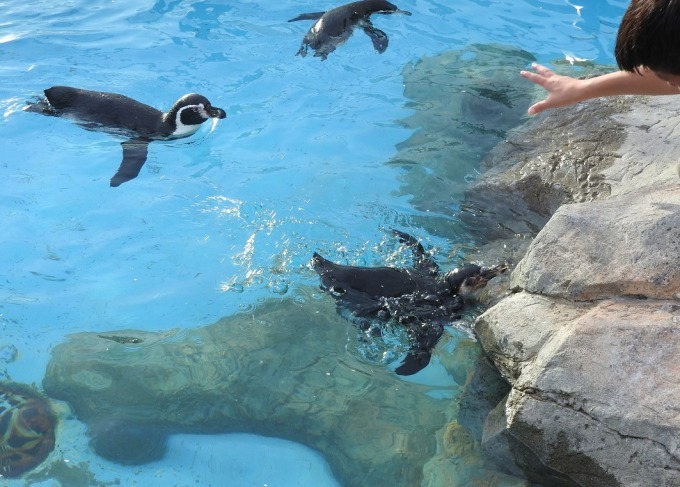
[391, 44, 535, 217]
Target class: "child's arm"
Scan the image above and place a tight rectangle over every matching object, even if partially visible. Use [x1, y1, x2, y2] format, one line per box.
[520, 63, 680, 115]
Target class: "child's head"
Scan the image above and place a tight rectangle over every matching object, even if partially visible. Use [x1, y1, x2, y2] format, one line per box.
[615, 0, 680, 77]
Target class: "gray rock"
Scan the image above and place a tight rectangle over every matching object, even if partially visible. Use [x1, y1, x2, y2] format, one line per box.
[475, 293, 589, 382]
[512, 185, 680, 301]
[477, 294, 680, 487]
[603, 96, 680, 196]
[461, 97, 630, 241]
[462, 94, 680, 242]
[471, 94, 680, 486]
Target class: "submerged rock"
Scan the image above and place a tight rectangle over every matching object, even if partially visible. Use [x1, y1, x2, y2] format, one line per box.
[43, 292, 449, 487]
[0, 344, 18, 364]
[392, 44, 536, 222]
[423, 349, 530, 487]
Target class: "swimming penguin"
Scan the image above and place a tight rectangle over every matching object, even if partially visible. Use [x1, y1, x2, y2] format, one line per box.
[288, 0, 411, 60]
[312, 230, 507, 375]
[25, 86, 227, 187]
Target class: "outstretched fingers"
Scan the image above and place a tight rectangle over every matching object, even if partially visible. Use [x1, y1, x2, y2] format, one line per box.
[520, 63, 573, 115]
[530, 63, 554, 77]
[520, 63, 553, 87]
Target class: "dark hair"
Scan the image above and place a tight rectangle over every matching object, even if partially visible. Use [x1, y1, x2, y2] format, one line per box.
[615, 0, 680, 74]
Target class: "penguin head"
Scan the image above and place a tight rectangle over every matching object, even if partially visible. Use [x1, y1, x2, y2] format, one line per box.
[165, 94, 227, 138]
[368, 0, 412, 15]
[445, 263, 508, 297]
[445, 265, 483, 296]
[374, 0, 399, 12]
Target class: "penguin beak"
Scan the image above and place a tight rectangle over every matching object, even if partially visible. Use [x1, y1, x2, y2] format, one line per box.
[382, 8, 411, 15]
[459, 276, 489, 297]
[479, 263, 508, 280]
[457, 264, 509, 298]
[207, 106, 227, 119]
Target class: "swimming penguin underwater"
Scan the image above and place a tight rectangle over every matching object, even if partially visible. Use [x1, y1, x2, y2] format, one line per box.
[288, 0, 412, 60]
[312, 230, 507, 375]
[25, 86, 227, 187]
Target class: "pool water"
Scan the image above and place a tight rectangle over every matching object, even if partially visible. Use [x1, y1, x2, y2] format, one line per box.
[1, 0, 625, 485]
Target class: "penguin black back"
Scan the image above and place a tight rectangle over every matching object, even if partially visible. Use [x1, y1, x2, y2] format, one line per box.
[26, 86, 226, 186]
[38, 86, 169, 138]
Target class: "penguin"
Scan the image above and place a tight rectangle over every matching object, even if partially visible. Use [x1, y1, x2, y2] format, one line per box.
[25, 86, 227, 187]
[312, 230, 507, 375]
[288, 0, 411, 60]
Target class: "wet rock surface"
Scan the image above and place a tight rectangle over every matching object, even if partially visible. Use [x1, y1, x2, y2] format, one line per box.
[461, 97, 629, 241]
[471, 95, 680, 486]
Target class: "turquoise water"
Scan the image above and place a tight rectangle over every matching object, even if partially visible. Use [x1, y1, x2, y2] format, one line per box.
[1, 0, 625, 485]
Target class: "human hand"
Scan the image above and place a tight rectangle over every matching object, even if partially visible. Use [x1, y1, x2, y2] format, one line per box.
[520, 63, 585, 115]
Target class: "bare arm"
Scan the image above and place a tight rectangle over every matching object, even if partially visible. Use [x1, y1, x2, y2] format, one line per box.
[520, 63, 680, 115]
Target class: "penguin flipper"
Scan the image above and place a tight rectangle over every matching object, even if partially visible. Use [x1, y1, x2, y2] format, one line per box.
[362, 24, 389, 53]
[395, 324, 444, 376]
[288, 12, 325, 22]
[110, 140, 149, 187]
[391, 229, 439, 275]
[395, 350, 431, 376]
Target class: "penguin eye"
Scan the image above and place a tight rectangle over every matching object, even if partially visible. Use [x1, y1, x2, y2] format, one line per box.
[191, 106, 201, 113]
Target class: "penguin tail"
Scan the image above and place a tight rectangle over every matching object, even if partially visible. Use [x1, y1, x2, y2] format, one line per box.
[311, 252, 326, 270]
